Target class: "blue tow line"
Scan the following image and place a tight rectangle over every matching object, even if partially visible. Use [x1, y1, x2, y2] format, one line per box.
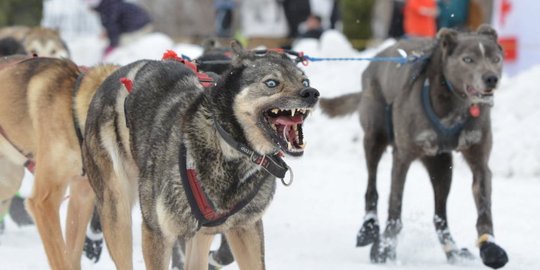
[303, 54, 427, 65]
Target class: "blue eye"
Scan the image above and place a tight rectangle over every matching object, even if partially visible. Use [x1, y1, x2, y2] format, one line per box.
[265, 79, 279, 88]
[302, 79, 310, 87]
[462, 57, 474, 63]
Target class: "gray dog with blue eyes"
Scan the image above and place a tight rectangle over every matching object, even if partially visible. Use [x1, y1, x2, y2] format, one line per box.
[320, 25, 508, 269]
[82, 41, 318, 269]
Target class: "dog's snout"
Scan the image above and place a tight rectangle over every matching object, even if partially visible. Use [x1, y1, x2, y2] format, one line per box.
[483, 74, 499, 89]
[299, 87, 320, 103]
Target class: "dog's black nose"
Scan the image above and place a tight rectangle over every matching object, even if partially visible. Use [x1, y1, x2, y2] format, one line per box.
[483, 74, 499, 89]
[299, 87, 320, 103]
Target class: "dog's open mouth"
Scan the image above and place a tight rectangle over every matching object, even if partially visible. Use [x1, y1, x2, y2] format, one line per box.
[466, 85, 494, 105]
[263, 108, 311, 156]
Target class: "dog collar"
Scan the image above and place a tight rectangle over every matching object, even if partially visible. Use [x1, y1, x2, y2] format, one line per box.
[213, 121, 291, 182]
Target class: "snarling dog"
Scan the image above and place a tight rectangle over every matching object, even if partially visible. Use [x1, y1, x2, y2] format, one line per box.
[0, 26, 70, 58]
[82, 41, 318, 269]
[0, 56, 117, 269]
[320, 25, 508, 269]
[82, 39, 237, 269]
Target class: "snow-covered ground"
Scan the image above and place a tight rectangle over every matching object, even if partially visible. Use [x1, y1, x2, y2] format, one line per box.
[1, 30, 539, 270]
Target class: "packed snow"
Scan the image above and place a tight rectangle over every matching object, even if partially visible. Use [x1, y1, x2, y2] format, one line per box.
[0, 30, 539, 270]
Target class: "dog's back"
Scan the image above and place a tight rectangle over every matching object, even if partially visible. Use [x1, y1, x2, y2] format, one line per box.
[0, 56, 80, 153]
[320, 38, 434, 117]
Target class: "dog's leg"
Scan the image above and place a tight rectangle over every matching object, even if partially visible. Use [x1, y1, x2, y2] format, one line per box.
[142, 222, 175, 270]
[225, 219, 265, 270]
[185, 232, 215, 270]
[171, 238, 186, 270]
[370, 150, 412, 263]
[357, 132, 388, 247]
[463, 145, 508, 269]
[421, 154, 474, 263]
[0, 155, 25, 220]
[26, 164, 71, 270]
[99, 180, 134, 270]
[65, 176, 96, 270]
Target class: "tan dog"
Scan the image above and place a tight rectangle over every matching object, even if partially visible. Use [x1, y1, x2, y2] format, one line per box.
[0, 26, 70, 58]
[0, 56, 116, 270]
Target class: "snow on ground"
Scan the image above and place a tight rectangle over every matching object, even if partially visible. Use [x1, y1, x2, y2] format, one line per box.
[1, 31, 539, 270]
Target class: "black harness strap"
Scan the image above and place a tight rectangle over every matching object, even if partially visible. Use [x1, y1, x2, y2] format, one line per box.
[213, 121, 288, 179]
[179, 143, 267, 227]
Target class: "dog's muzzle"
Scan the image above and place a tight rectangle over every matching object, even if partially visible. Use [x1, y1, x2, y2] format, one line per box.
[299, 87, 320, 105]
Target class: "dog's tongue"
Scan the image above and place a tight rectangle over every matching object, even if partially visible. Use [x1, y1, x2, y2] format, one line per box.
[272, 115, 302, 145]
[272, 115, 303, 125]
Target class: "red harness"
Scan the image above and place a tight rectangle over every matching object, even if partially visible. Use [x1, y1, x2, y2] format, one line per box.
[119, 50, 215, 92]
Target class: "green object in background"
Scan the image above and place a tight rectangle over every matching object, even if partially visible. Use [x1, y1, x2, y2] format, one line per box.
[0, 0, 43, 27]
[341, 0, 374, 50]
[437, 0, 470, 30]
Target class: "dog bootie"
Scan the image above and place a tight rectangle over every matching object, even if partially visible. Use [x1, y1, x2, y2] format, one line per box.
[9, 195, 34, 227]
[447, 247, 475, 263]
[83, 212, 103, 263]
[356, 218, 379, 247]
[209, 237, 235, 269]
[370, 236, 396, 263]
[480, 242, 509, 269]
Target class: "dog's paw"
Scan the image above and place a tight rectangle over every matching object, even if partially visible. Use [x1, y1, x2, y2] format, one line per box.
[480, 242, 508, 269]
[370, 237, 396, 263]
[9, 196, 34, 227]
[83, 232, 103, 263]
[447, 247, 475, 263]
[208, 248, 235, 268]
[356, 219, 379, 247]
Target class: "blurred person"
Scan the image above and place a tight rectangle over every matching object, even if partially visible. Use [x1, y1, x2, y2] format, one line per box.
[85, 0, 152, 58]
[214, 0, 237, 38]
[388, 0, 405, 38]
[277, 0, 311, 38]
[298, 14, 324, 39]
[437, 0, 470, 30]
[330, 0, 341, 29]
[403, 0, 438, 38]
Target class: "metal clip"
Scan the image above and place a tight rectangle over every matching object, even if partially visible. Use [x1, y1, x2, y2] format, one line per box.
[280, 164, 294, 187]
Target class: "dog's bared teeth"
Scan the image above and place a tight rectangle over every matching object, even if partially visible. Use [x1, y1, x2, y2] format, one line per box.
[287, 142, 293, 150]
[271, 124, 277, 131]
[271, 109, 279, 114]
[299, 142, 306, 149]
[291, 109, 296, 116]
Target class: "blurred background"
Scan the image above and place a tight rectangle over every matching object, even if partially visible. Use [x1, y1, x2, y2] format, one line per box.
[0, 0, 535, 75]
[1, 1, 539, 269]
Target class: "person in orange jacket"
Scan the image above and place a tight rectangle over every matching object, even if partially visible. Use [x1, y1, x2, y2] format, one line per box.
[403, 0, 438, 37]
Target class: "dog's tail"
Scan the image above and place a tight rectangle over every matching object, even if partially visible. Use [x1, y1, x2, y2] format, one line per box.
[319, 92, 362, 118]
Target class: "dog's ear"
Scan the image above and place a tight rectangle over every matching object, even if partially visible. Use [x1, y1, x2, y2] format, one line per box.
[437, 28, 459, 56]
[476, 24, 498, 42]
[231, 40, 248, 66]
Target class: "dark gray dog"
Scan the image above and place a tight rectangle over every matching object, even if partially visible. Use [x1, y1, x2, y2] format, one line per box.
[320, 25, 508, 269]
[83, 41, 318, 269]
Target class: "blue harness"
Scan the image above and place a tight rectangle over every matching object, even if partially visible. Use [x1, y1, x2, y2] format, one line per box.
[420, 79, 470, 153]
[386, 78, 470, 153]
